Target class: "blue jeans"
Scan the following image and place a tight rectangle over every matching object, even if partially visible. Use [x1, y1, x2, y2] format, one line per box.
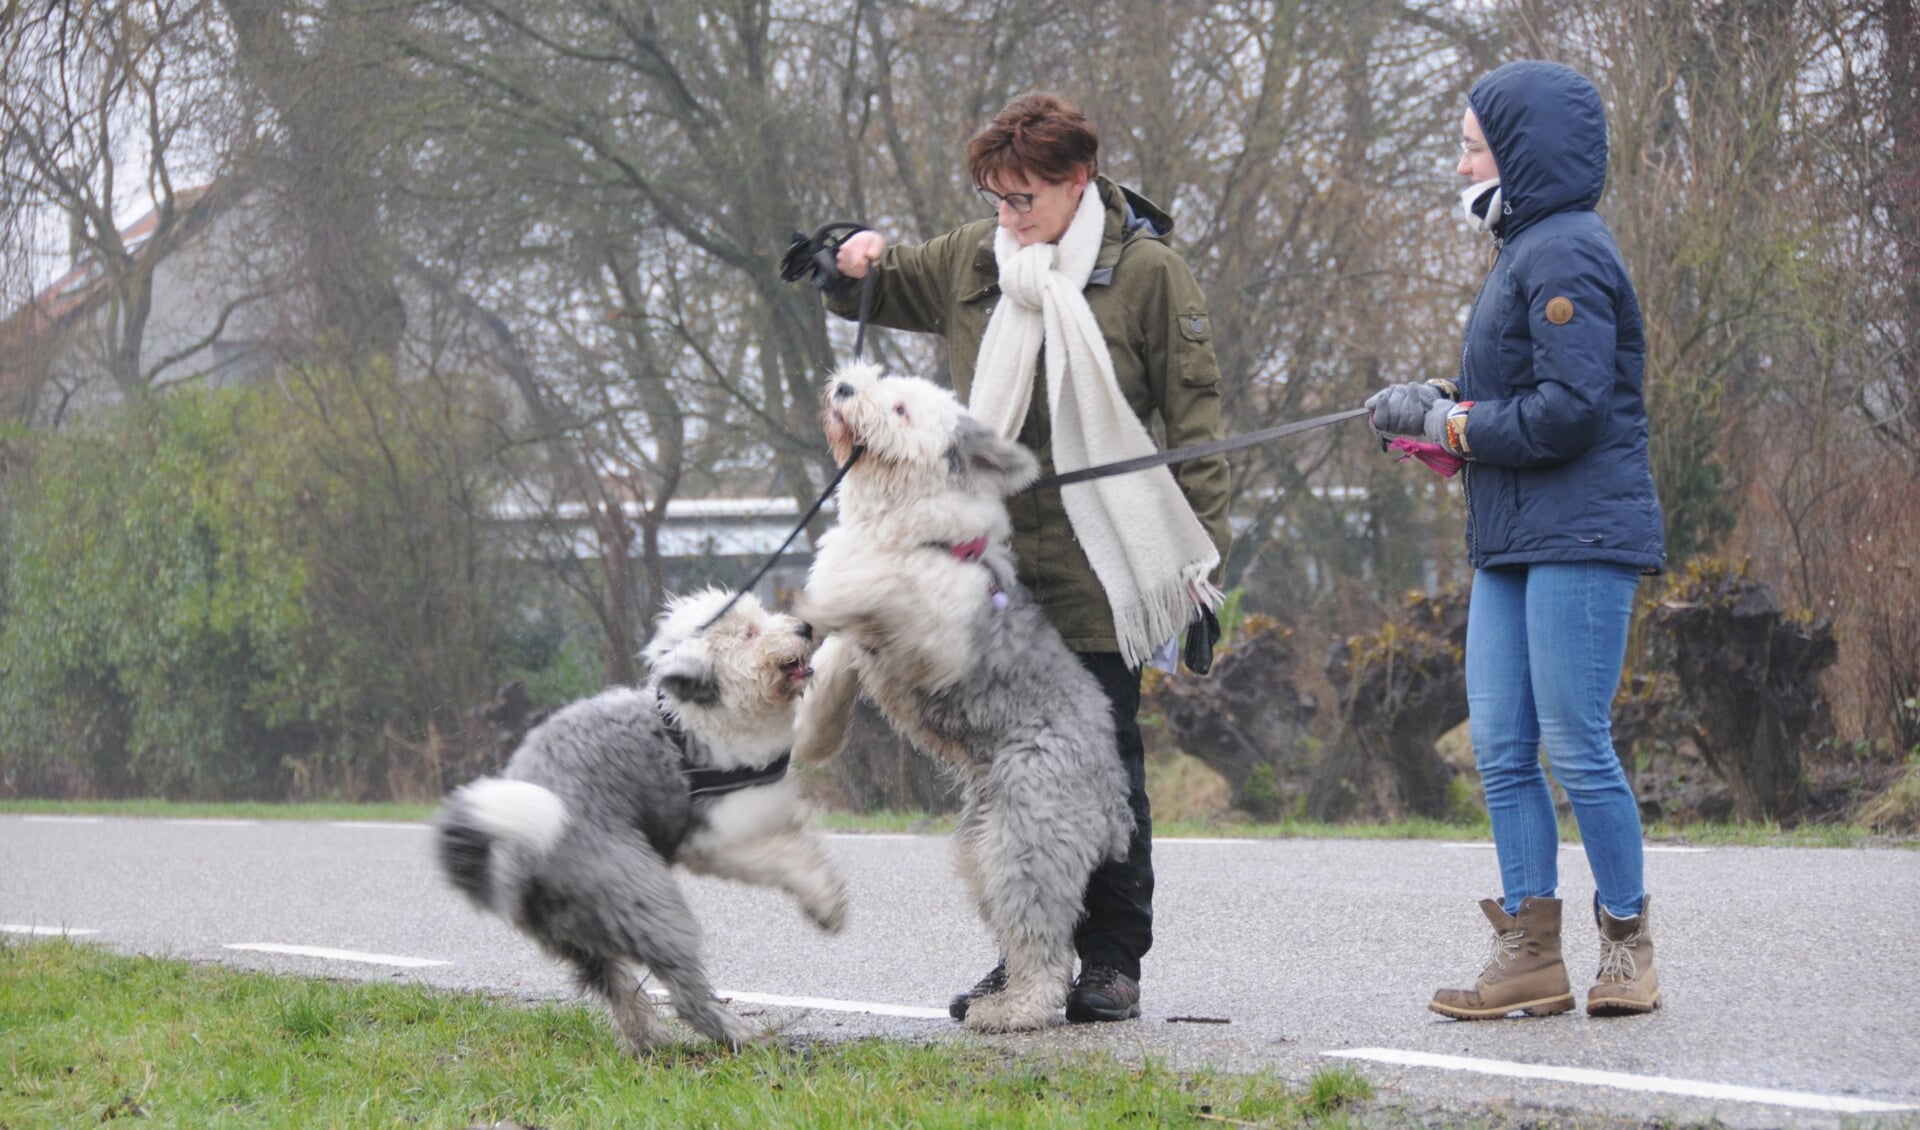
[1467, 562, 1647, 920]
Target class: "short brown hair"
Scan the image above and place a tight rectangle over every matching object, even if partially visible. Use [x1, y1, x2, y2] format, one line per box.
[966, 92, 1098, 189]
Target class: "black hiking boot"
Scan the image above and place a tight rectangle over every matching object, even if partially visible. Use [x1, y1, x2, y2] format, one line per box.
[947, 960, 1007, 1021]
[1066, 964, 1141, 1023]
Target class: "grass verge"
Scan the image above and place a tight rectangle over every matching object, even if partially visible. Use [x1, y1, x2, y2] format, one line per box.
[0, 797, 439, 824]
[2, 937, 1368, 1129]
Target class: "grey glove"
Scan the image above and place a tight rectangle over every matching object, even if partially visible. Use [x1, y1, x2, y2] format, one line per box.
[1423, 398, 1456, 446]
[1365, 381, 1445, 437]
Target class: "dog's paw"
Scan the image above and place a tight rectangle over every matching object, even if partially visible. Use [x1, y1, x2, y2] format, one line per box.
[716, 1017, 769, 1053]
[617, 1028, 674, 1059]
[804, 878, 850, 934]
[792, 637, 859, 764]
[959, 992, 1061, 1033]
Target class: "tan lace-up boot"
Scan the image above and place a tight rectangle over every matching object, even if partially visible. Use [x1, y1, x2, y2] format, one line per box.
[1429, 896, 1576, 1020]
[1586, 894, 1661, 1016]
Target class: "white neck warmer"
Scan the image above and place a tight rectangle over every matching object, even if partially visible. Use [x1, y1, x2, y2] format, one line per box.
[1460, 177, 1504, 233]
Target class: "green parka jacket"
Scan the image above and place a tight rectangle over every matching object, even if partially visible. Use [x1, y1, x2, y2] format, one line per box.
[826, 176, 1231, 654]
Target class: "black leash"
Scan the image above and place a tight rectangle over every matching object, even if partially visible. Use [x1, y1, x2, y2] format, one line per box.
[695, 445, 861, 632]
[780, 221, 868, 287]
[697, 227, 877, 633]
[1024, 406, 1370, 492]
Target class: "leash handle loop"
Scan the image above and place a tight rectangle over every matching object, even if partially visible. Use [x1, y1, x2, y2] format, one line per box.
[779, 221, 869, 289]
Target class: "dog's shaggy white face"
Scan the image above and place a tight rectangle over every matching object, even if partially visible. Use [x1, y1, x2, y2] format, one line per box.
[822, 361, 1038, 503]
[644, 588, 815, 760]
[799, 362, 1043, 714]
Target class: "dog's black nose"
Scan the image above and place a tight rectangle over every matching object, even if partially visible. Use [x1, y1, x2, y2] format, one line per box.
[797, 621, 814, 641]
[831, 381, 855, 401]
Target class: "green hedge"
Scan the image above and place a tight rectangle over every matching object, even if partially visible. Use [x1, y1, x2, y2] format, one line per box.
[0, 368, 558, 800]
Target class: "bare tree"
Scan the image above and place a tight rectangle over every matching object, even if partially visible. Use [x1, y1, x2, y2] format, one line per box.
[220, 0, 410, 367]
[1873, 0, 1920, 457]
[0, 0, 245, 401]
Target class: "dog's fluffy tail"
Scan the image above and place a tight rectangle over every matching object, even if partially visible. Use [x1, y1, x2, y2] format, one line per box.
[434, 778, 569, 909]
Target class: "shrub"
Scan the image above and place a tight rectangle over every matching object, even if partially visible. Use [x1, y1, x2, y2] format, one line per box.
[1857, 755, 1920, 835]
[0, 393, 306, 796]
[0, 366, 527, 799]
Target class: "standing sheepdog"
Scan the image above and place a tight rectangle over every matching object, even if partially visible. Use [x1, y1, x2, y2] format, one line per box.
[796, 360, 1132, 1033]
[434, 589, 846, 1053]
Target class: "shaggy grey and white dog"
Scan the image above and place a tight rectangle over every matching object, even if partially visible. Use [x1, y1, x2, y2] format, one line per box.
[795, 360, 1132, 1033]
[434, 589, 847, 1053]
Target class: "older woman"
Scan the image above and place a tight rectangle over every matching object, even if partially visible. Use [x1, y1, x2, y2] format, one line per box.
[825, 92, 1230, 1024]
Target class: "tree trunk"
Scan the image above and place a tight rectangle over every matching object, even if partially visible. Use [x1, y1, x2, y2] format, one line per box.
[1316, 589, 1469, 821]
[1652, 566, 1837, 822]
[221, 0, 407, 366]
[1145, 618, 1318, 819]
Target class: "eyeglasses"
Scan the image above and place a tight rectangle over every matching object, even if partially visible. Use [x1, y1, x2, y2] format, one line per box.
[1460, 139, 1490, 157]
[978, 186, 1038, 214]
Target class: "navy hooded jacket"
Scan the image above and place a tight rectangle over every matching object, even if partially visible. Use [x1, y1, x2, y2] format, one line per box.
[1457, 61, 1665, 573]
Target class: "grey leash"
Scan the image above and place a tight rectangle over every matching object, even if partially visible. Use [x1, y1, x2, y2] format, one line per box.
[1023, 406, 1370, 492]
[1022, 403, 1370, 676]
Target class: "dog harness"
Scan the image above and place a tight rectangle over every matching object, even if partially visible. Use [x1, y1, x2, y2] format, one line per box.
[684, 752, 792, 798]
[657, 693, 792, 799]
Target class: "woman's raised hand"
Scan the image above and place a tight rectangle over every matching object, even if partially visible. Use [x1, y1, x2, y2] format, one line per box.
[836, 230, 887, 279]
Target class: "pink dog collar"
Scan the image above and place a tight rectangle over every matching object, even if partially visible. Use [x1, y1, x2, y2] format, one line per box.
[943, 536, 1009, 611]
[948, 535, 988, 562]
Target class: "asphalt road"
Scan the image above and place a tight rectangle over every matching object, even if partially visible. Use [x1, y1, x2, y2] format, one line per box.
[4, 814, 1917, 1127]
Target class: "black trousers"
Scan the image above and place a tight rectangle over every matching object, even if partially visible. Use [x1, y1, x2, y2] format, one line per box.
[1071, 651, 1152, 981]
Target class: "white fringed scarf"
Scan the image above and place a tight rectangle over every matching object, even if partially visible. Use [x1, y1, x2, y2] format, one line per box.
[969, 182, 1221, 667]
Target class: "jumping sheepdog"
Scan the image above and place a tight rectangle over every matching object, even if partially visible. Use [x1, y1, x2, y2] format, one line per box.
[795, 360, 1132, 1033]
[433, 589, 847, 1053]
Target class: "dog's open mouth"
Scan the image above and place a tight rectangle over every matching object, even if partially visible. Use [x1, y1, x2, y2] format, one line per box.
[780, 659, 813, 686]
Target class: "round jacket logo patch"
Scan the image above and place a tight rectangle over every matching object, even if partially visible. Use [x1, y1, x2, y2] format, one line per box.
[1545, 296, 1575, 325]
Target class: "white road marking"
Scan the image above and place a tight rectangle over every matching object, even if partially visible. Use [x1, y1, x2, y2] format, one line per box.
[829, 833, 1271, 845]
[21, 815, 103, 824]
[1442, 843, 1709, 854]
[832, 833, 1712, 851]
[675, 987, 948, 1020]
[224, 943, 449, 968]
[329, 822, 429, 831]
[2, 924, 99, 936]
[1324, 1048, 1916, 1114]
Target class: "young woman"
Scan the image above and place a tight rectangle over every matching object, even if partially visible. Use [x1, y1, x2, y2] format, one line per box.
[1366, 60, 1665, 1019]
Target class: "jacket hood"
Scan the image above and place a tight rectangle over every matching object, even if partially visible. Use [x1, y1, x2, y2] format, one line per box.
[1101, 175, 1174, 237]
[1469, 61, 1608, 236]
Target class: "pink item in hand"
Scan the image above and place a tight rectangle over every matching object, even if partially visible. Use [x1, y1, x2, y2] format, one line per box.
[1388, 437, 1465, 478]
